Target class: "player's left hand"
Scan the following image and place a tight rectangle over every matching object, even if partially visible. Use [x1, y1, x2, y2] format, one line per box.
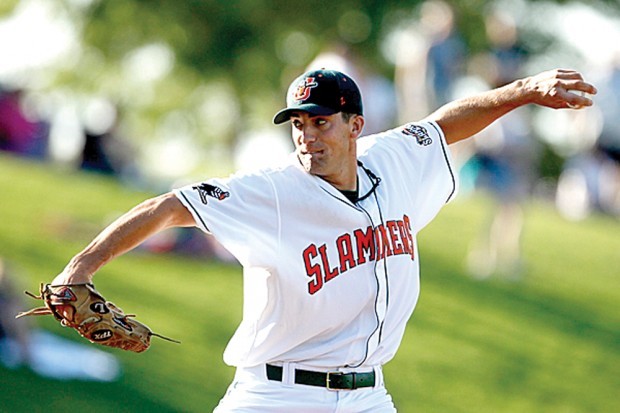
[522, 69, 597, 110]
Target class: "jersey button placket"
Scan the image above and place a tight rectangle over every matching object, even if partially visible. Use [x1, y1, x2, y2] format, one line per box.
[356, 195, 389, 364]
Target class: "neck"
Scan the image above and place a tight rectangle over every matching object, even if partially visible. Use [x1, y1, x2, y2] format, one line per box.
[323, 162, 358, 191]
[332, 150, 359, 191]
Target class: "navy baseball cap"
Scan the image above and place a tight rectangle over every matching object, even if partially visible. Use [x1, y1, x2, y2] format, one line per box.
[273, 69, 363, 124]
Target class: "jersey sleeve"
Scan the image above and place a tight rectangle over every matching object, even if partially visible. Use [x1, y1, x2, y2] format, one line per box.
[173, 170, 279, 267]
[359, 120, 458, 231]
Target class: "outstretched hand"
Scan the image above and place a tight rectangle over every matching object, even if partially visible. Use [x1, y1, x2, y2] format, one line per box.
[432, 68, 598, 144]
[522, 69, 597, 110]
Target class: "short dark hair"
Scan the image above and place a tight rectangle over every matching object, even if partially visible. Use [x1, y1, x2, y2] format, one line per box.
[341, 112, 356, 122]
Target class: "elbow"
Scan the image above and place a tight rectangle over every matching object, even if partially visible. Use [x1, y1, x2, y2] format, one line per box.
[155, 192, 196, 228]
[433, 119, 468, 145]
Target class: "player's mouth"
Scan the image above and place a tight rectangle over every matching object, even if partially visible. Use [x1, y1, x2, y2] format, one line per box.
[299, 149, 324, 158]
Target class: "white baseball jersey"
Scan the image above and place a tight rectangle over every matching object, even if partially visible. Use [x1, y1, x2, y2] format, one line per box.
[174, 120, 457, 370]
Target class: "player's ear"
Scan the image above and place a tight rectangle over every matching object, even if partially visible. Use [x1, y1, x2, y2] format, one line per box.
[350, 115, 364, 138]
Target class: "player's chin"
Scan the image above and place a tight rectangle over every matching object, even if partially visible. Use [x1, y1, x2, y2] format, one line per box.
[300, 160, 319, 175]
[298, 153, 324, 173]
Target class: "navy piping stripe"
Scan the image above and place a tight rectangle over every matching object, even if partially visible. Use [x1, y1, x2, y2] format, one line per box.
[372, 188, 389, 345]
[319, 186, 357, 209]
[179, 192, 210, 232]
[348, 204, 381, 368]
[429, 122, 457, 203]
[318, 179, 382, 368]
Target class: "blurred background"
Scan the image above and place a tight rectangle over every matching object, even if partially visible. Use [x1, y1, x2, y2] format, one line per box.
[1, 0, 620, 202]
[1, 0, 619, 412]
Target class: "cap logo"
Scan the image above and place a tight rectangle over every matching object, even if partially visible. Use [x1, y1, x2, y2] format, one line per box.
[293, 77, 318, 101]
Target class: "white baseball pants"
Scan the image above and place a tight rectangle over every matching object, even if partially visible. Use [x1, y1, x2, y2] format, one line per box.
[213, 363, 397, 413]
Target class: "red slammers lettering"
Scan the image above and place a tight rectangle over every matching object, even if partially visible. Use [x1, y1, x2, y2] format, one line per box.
[302, 215, 415, 295]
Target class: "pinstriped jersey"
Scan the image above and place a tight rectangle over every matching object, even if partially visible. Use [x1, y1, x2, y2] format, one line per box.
[174, 120, 457, 369]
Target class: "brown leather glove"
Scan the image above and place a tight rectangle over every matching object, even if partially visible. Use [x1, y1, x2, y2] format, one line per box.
[16, 283, 178, 352]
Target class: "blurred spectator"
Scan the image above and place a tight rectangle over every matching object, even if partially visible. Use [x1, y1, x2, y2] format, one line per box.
[394, 0, 466, 123]
[306, 43, 397, 134]
[79, 101, 135, 175]
[596, 54, 620, 165]
[423, 0, 466, 109]
[555, 56, 620, 220]
[555, 148, 620, 220]
[0, 87, 49, 159]
[139, 227, 237, 263]
[483, 10, 527, 87]
[393, 21, 430, 123]
[464, 104, 541, 280]
[80, 130, 117, 174]
[462, 12, 541, 280]
[589, 53, 620, 217]
[0, 258, 32, 369]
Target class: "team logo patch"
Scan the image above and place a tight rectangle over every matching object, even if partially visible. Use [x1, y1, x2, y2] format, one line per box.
[192, 183, 230, 205]
[90, 301, 110, 314]
[91, 329, 113, 342]
[293, 77, 318, 101]
[402, 124, 432, 146]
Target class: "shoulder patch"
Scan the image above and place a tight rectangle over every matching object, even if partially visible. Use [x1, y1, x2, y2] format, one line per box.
[402, 124, 432, 146]
[192, 183, 230, 205]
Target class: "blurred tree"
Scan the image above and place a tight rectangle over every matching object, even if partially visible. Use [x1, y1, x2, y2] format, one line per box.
[1, 0, 618, 178]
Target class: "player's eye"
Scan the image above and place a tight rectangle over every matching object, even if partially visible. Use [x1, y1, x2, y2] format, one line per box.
[292, 120, 303, 129]
[314, 118, 327, 127]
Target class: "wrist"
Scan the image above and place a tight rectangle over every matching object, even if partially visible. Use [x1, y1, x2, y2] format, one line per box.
[505, 78, 533, 107]
[53, 266, 93, 286]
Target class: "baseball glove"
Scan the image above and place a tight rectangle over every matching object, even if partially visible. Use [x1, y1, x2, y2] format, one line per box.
[16, 283, 179, 353]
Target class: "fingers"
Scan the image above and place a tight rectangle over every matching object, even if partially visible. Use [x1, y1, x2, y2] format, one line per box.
[562, 78, 598, 94]
[565, 91, 593, 109]
[560, 79, 597, 109]
[539, 69, 597, 109]
[555, 68, 583, 78]
[551, 70, 597, 93]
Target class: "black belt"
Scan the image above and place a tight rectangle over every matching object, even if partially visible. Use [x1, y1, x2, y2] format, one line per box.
[266, 364, 375, 390]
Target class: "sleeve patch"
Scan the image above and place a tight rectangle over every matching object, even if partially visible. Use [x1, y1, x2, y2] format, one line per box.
[192, 183, 230, 204]
[401, 124, 432, 146]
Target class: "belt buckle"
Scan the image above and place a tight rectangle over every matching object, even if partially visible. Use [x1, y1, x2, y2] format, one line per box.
[326, 371, 347, 391]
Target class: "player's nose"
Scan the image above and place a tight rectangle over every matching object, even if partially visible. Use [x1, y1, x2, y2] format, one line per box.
[297, 127, 318, 144]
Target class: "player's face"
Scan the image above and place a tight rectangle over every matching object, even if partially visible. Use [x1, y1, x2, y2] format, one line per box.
[290, 112, 363, 190]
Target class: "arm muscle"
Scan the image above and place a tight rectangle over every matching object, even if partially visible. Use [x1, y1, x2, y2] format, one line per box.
[54, 192, 195, 284]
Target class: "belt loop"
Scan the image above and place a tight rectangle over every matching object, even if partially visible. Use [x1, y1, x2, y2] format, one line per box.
[373, 365, 383, 389]
[281, 362, 295, 387]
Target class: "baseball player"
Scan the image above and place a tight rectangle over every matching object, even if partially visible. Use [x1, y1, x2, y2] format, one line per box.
[51, 68, 595, 412]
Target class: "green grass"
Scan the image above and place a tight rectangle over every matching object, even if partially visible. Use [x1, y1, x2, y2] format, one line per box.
[391, 196, 619, 413]
[1, 153, 618, 412]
